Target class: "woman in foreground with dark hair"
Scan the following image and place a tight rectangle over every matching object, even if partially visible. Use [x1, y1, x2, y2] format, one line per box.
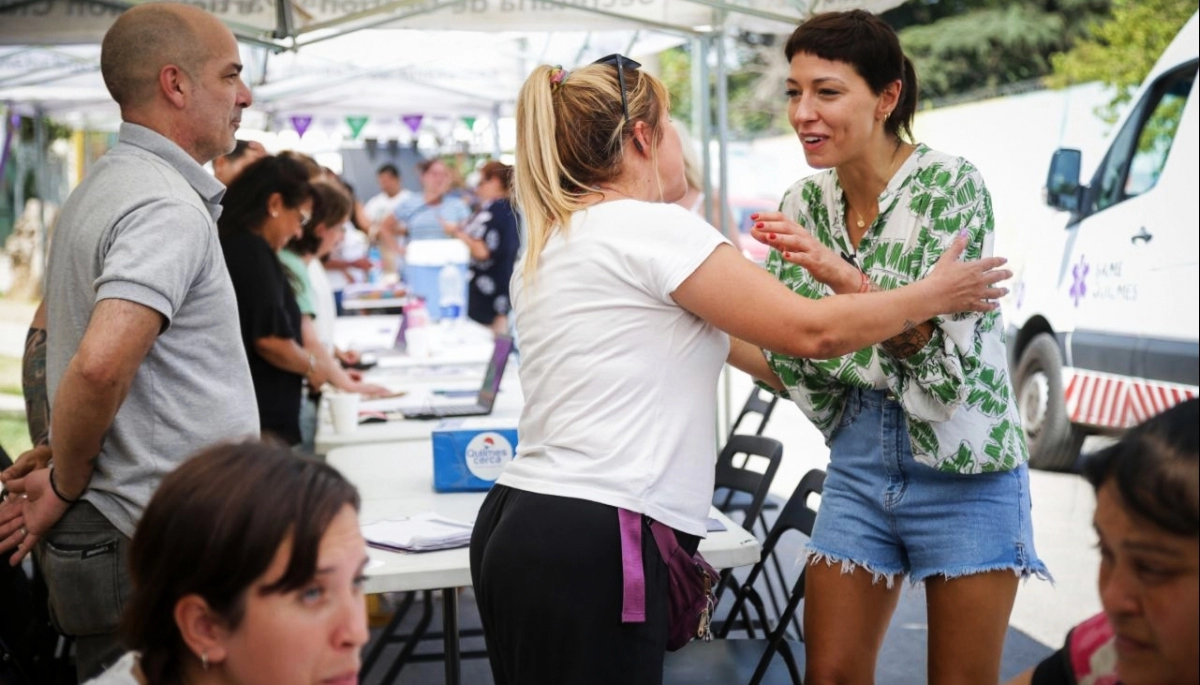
[1007, 398, 1198, 685]
[85, 440, 369, 684]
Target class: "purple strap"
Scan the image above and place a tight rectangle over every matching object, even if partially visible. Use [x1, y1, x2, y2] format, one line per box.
[618, 508, 646, 623]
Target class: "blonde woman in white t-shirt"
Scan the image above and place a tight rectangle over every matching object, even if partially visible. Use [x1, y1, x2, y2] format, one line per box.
[467, 55, 1011, 685]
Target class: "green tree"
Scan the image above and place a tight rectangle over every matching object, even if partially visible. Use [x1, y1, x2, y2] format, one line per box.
[890, 0, 1110, 102]
[658, 40, 790, 138]
[1048, 0, 1196, 122]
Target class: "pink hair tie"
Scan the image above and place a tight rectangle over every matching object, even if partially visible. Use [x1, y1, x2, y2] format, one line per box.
[549, 66, 569, 89]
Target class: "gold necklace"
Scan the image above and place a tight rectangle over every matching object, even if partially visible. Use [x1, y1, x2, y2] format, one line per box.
[852, 208, 867, 229]
[848, 142, 908, 230]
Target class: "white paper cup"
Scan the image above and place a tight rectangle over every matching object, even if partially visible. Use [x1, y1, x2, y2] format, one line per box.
[328, 393, 361, 435]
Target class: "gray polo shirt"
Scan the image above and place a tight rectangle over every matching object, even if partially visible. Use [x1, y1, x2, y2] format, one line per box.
[45, 123, 259, 538]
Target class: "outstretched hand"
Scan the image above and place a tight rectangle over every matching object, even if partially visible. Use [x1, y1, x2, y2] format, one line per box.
[749, 212, 860, 293]
[927, 235, 1010, 314]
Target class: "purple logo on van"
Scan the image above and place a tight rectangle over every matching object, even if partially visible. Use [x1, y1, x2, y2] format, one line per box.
[1070, 255, 1089, 307]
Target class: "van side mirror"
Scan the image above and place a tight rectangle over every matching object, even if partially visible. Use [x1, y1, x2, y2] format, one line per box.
[1045, 148, 1084, 213]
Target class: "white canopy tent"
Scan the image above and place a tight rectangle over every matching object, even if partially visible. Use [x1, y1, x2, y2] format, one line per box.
[2, 0, 906, 433]
[1, 0, 906, 124]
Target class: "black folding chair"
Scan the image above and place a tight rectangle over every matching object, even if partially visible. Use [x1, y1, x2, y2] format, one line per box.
[712, 435, 783, 526]
[711, 433, 790, 625]
[665, 469, 825, 685]
[719, 388, 786, 537]
[729, 387, 780, 438]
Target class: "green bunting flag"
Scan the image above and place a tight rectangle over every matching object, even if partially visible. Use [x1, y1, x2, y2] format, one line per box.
[345, 116, 369, 140]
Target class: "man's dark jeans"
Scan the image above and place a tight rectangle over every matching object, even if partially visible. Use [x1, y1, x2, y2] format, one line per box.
[33, 501, 131, 681]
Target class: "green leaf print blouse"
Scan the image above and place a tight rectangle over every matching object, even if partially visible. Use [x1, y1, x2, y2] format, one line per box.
[762, 144, 1028, 474]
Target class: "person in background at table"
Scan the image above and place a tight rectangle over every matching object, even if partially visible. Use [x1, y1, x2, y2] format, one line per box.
[0, 5, 260, 679]
[750, 13, 1047, 684]
[1006, 398, 1198, 685]
[212, 138, 265, 186]
[363, 163, 412, 229]
[671, 121, 738, 243]
[378, 158, 471, 281]
[323, 174, 374, 316]
[219, 155, 333, 447]
[445, 160, 520, 337]
[81, 440, 369, 685]
[468, 55, 1010, 685]
[280, 180, 389, 453]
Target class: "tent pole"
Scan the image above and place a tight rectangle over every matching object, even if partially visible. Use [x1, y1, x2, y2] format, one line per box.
[697, 36, 712, 226]
[491, 103, 502, 159]
[715, 20, 734, 442]
[35, 106, 47, 278]
[716, 22, 730, 242]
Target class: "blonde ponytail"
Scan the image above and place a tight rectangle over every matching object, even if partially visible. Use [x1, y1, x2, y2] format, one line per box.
[514, 65, 591, 285]
[512, 62, 671, 287]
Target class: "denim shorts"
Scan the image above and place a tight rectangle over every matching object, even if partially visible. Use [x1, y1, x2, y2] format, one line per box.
[806, 388, 1050, 586]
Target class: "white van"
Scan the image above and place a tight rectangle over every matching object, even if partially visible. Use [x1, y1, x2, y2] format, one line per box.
[1005, 12, 1199, 470]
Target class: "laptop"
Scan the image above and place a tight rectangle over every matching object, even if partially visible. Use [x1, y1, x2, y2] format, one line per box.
[401, 335, 514, 420]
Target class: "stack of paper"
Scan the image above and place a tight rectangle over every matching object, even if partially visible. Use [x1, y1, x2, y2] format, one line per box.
[361, 513, 474, 553]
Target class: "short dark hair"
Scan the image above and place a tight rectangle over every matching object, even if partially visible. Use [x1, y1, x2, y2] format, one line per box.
[121, 441, 360, 685]
[377, 163, 400, 178]
[1084, 398, 1199, 537]
[784, 10, 918, 142]
[217, 155, 312, 237]
[288, 181, 352, 256]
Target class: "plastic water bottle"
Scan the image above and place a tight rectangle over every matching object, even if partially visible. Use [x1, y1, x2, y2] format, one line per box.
[367, 245, 382, 284]
[437, 263, 465, 323]
[404, 298, 430, 358]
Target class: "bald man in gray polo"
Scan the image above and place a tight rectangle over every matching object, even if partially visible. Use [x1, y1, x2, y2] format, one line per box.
[8, 4, 258, 678]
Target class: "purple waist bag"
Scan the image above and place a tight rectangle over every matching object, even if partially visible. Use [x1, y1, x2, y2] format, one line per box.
[618, 508, 719, 651]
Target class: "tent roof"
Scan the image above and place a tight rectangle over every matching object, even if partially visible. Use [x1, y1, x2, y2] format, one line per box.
[1, 0, 898, 46]
[0, 29, 687, 131]
[0, 0, 905, 131]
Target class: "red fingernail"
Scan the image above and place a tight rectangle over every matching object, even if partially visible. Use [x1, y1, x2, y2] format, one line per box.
[755, 222, 764, 229]
[782, 251, 790, 258]
[750, 213, 759, 220]
[768, 233, 776, 240]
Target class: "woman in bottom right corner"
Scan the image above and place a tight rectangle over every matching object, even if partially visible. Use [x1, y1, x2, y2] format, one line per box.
[1007, 398, 1198, 685]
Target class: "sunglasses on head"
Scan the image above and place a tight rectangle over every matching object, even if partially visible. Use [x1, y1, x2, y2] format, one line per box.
[592, 53, 645, 152]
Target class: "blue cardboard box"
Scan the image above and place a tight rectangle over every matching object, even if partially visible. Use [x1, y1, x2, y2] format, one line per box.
[432, 418, 519, 492]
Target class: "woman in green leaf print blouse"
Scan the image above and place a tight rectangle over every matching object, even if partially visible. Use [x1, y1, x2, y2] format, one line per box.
[742, 11, 1051, 685]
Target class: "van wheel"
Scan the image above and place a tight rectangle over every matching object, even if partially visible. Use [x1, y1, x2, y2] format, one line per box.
[1015, 333, 1085, 471]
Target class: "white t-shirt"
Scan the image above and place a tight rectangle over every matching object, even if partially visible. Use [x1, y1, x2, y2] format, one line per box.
[308, 257, 337, 350]
[84, 652, 140, 685]
[363, 189, 411, 224]
[497, 200, 731, 537]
